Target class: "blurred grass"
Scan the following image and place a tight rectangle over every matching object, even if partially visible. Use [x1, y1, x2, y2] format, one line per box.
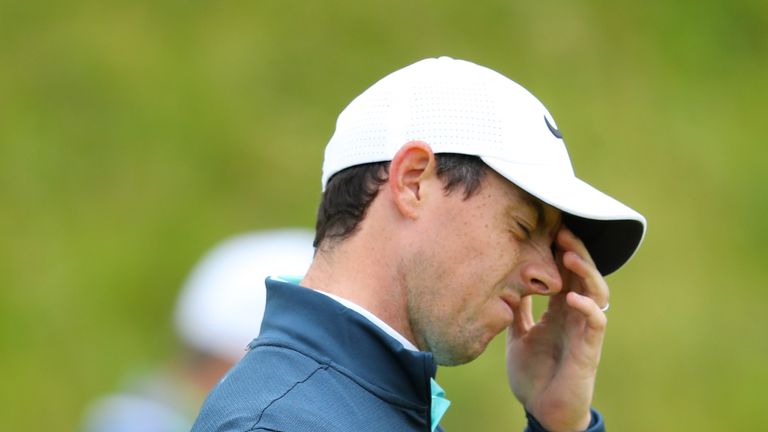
[1, 0, 767, 430]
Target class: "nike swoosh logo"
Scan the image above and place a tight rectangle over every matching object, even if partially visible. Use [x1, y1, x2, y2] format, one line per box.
[544, 115, 563, 139]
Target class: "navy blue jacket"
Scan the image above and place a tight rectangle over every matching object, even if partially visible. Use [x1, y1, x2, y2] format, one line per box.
[192, 279, 605, 431]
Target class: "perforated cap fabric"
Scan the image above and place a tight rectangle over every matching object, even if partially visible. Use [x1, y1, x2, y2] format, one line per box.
[323, 57, 577, 186]
[322, 57, 646, 275]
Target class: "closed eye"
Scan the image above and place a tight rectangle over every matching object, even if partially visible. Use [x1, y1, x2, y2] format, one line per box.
[517, 222, 532, 239]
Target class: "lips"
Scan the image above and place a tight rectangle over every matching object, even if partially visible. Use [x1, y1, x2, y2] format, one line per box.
[499, 294, 519, 321]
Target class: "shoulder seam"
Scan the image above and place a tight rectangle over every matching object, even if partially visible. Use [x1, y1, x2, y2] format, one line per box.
[249, 342, 425, 411]
[246, 364, 329, 431]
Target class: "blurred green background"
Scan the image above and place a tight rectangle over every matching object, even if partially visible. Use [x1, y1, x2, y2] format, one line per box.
[2, 0, 767, 430]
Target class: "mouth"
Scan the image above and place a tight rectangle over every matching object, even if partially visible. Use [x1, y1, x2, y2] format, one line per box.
[499, 294, 519, 321]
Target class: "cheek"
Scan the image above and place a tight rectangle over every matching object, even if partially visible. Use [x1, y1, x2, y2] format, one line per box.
[448, 287, 504, 335]
[432, 241, 518, 318]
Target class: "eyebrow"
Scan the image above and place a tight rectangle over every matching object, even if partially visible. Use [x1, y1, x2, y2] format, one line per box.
[522, 194, 562, 236]
[529, 198, 546, 226]
[505, 195, 541, 226]
[515, 191, 545, 225]
[505, 184, 561, 234]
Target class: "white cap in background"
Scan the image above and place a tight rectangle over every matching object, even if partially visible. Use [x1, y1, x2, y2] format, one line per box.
[173, 229, 315, 361]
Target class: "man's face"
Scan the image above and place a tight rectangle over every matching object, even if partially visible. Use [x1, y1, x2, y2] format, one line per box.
[403, 171, 562, 366]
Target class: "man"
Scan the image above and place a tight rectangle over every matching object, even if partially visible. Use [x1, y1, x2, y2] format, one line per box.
[192, 57, 646, 431]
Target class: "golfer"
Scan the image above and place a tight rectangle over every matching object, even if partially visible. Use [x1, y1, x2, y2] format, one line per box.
[192, 57, 646, 432]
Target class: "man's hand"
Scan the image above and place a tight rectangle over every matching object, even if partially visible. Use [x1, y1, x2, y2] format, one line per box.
[506, 227, 609, 431]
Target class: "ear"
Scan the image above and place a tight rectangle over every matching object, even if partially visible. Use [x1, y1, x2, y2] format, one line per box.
[388, 141, 438, 219]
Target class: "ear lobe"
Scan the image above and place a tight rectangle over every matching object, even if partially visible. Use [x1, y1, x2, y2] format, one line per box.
[388, 141, 437, 219]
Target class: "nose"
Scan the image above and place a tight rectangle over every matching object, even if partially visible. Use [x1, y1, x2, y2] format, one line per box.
[520, 246, 562, 296]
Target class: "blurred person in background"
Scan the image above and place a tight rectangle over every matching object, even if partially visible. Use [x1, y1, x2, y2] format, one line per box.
[193, 57, 647, 432]
[81, 229, 315, 432]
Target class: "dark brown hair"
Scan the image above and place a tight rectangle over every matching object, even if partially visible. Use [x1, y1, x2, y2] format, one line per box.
[314, 154, 488, 248]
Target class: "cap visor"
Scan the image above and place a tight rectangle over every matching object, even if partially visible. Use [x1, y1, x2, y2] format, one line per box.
[482, 157, 647, 275]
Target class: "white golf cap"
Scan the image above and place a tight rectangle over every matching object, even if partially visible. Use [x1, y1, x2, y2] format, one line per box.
[173, 229, 315, 361]
[322, 57, 646, 275]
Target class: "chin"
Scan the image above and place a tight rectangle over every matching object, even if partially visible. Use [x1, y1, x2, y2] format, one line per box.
[433, 337, 489, 366]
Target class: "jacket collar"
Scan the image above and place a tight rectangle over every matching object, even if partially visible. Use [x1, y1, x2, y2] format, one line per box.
[253, 278, 437, 409]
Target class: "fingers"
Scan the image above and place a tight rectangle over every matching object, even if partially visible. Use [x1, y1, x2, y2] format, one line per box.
[566, 292, 607, 332]
[556, 227, 594, 266]
[557, 228, 609, 310]
[510, 295, 534, 337]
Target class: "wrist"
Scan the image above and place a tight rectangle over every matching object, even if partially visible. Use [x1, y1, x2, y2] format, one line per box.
[525, 408, 603, 432]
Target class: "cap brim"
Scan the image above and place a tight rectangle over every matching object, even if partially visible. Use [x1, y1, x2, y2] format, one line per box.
[482, 157, 647, 276]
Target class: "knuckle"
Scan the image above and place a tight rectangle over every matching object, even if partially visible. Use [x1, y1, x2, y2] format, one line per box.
[594, 312, 608, 328]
